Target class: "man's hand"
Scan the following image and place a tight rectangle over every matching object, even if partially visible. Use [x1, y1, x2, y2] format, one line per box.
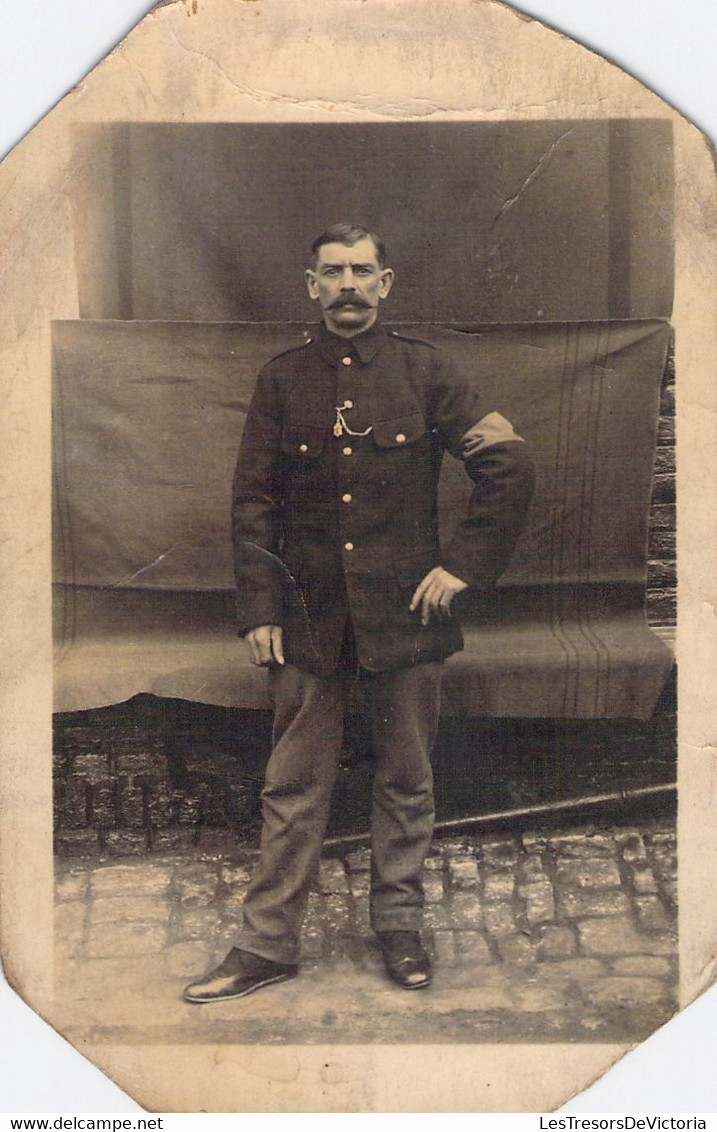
[246, 624, 285, 666]
[410, 567, 468, 626]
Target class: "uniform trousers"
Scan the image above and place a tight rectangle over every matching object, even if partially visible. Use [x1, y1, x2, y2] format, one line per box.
[237, 656, 443, 965]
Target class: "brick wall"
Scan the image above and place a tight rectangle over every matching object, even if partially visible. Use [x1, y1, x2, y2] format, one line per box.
[53, 344, 677, 856]
[646, 339, 676, 630]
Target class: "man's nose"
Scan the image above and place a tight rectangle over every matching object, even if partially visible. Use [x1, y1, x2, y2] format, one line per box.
[339, 268, 357, 289]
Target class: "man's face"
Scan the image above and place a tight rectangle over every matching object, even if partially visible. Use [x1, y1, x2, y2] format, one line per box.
[305, 238, 394, 337]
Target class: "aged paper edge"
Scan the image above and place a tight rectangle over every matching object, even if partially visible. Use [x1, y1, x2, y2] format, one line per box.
[0, 0, 714, 1112]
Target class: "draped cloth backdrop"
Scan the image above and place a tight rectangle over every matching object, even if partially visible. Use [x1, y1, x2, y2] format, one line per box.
[53, 120, 674, 719]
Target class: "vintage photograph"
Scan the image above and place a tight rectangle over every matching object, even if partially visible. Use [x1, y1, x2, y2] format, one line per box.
[50, 118, 678, 1047]
[3, 0, 715, 1111]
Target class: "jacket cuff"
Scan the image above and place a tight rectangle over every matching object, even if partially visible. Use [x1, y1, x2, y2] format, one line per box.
[235, 583, 283, 638]
[442, 546, 498, 590]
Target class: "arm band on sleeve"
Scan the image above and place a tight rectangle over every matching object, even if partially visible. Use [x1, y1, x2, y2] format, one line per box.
[459, 411, 525, 459]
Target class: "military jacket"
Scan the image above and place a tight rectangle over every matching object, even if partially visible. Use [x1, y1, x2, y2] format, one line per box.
[232, 321, 534, 675]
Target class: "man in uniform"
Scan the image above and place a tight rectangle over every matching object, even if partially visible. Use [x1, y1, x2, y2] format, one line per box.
[184, 223, 534, 1003]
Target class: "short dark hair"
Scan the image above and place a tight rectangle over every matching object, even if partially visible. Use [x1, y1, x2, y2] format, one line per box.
[311, 223, 386, 267]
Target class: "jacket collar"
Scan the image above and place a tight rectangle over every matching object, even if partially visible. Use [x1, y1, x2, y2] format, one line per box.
[316, 319, 386, 365]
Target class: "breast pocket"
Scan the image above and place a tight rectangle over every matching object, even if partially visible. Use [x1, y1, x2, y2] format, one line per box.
[369, 410, 434, 497]
[371, 411, 426, 449]
[281, 424, 326, 458]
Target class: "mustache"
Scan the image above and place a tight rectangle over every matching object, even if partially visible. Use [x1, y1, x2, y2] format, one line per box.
[329, 296, 372, 309]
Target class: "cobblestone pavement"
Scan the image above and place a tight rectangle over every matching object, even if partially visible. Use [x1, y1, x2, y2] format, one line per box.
[53, 815, 677, 1045]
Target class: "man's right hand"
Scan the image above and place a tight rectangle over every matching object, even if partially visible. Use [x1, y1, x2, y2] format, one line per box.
[245, 625, 285, 667]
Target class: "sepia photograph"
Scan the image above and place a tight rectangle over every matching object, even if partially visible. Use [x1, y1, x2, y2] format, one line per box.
[1, 0, 715, 1114]
[51, 117, 678, 1047]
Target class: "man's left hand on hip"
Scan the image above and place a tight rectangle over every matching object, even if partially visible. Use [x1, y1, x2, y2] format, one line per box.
[410, 567, 468, 626]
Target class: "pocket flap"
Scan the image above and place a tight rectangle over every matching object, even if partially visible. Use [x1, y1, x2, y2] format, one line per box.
[281, 424, 326, 457]
[393, 550, 438, 588]
[371, 411, 425, 449]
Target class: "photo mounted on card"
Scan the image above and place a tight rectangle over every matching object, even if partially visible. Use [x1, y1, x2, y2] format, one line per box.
[0, 0, 714, 1114]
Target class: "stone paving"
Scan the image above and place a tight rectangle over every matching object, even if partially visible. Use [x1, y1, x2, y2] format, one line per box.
[52, 815, 678, 1046]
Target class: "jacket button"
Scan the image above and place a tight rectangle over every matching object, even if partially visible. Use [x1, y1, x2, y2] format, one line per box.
[342, 356, 352, 366]
[342, 493, 352, 503]
[395, 433, 406, 444]
[344, 399, 353, 408]
[299, 443, 308, 453]
[344, 541, 354, 551]
[342, 446, 353, 456]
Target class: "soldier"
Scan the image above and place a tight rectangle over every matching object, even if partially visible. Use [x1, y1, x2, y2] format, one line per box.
[184, 223, 534, 1002]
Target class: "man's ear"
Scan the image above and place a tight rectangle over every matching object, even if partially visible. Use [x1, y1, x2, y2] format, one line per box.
[305, 268, 319, 301]
[379, 268, 395, 299]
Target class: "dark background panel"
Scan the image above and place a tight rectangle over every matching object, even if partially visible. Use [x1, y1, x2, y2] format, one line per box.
[70, 120, 673, 323]
[52, 319, 669, 591]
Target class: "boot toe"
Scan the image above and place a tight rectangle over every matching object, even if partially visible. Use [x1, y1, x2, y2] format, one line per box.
[376, 931, 432, 990]
[183, 949, 298, 1004]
